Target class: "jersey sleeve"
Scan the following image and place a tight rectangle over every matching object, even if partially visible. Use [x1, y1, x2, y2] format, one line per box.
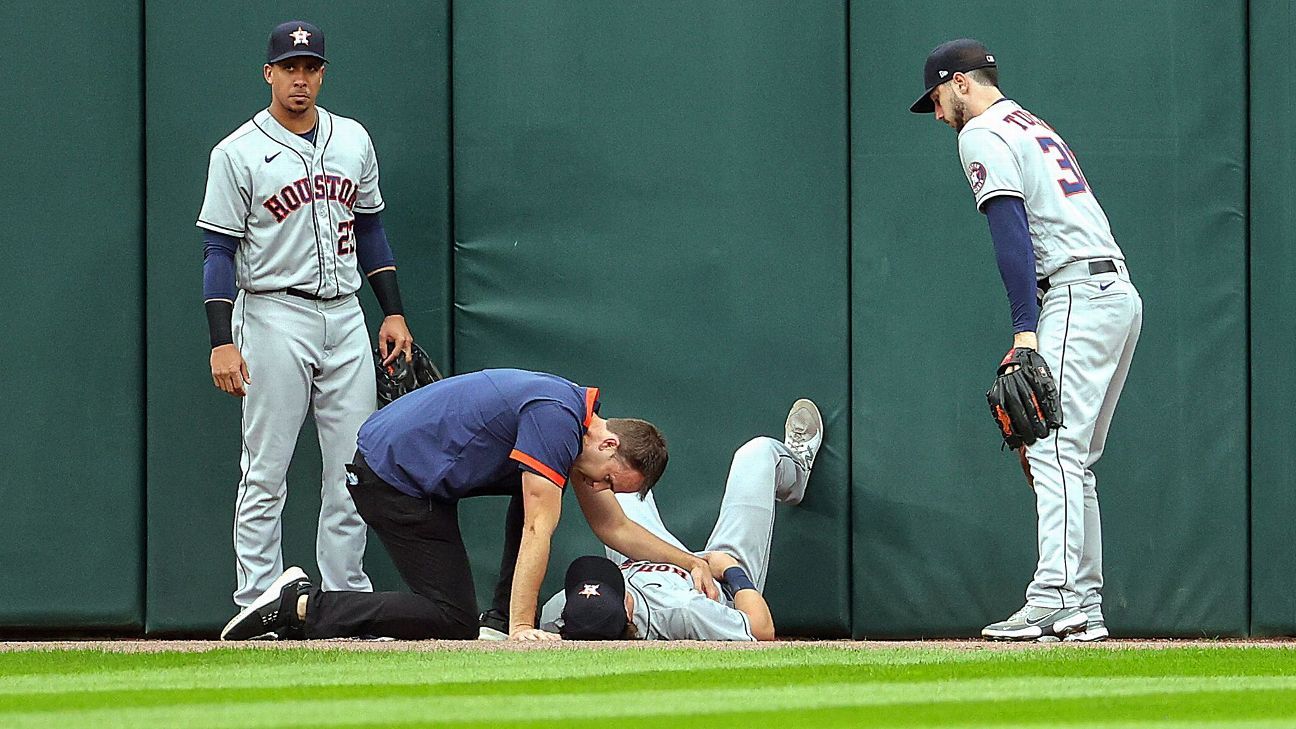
[664, 596, 757, 641]
[196, 148, 250, 236]
[510, 402, 581, 488]
[957, 129, 1024, 211]
[354, 131, 386, 214]
[538, 590, 566, 633]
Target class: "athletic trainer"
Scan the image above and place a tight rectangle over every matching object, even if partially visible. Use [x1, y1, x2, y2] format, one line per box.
[219, 369, 720, 641]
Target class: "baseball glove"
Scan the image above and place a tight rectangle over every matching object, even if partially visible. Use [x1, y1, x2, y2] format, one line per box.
[375, 343, 444, 407]
[986, 347, 1062, 448]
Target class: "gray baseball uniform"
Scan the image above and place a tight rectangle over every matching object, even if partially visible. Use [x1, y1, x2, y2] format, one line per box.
[958, 100, 1143, 621]
[540, 436, 804, 640]
[198, 106, 382, 606]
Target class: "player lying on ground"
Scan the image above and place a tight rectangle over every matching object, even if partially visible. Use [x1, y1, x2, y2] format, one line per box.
[219, 369, 720, 642]
[537, 399, 823, 641]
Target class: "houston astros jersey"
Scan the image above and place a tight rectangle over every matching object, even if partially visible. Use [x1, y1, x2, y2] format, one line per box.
[957, 99, 1124, 279]
[197, 106, 384, 299]
[539, 560, 756, 641]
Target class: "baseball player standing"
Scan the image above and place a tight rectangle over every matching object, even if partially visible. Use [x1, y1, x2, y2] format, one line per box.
[199, 20, 414, 607]
[911, 39, 1142, 641]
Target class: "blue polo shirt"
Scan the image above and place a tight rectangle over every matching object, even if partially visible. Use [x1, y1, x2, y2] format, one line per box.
[356, 369, 600, 501]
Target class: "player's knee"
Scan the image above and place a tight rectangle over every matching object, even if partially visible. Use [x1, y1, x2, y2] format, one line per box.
[734, 436, 781, 462]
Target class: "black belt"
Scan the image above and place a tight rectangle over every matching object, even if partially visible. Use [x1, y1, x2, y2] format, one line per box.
[283, 287, 351, 302]
[1037, 259, 1118, 294]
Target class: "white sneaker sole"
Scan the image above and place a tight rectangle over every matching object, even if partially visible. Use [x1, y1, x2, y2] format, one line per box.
[478, 626, 509, 641]
[1063, 625, 1109, 642]
[220, 566, 307, 641]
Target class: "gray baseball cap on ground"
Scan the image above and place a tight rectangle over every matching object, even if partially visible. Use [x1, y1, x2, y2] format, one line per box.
[909, 38, 996, 113]
[267, 20, 327, 65]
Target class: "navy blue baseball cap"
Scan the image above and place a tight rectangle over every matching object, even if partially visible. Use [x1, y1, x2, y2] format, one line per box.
[909, 39, 996, 113]
[559, 556, 629, 640]
[267, 20, 327, 65]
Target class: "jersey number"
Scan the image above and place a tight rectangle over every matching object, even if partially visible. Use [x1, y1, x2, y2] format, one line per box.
[336, 219, 355, 256]
[1036, 137, 1088, 196]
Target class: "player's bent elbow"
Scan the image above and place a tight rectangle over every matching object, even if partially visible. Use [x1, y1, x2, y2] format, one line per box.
[750, 618, 776, 641]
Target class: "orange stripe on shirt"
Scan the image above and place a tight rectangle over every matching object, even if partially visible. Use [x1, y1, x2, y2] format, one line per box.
[583, 387, 599, 428]
[510, 449, 566, 488]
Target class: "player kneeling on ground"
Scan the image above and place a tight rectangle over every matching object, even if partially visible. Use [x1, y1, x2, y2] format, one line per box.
[539, 399, 823, 641]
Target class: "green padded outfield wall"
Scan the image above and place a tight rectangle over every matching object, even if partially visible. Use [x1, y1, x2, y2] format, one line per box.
[451, 0, 852, 634]
[851, 2, 1249, 637]
[1249, 0, 1295, 636]
[145, 3, 451, 632]
[0, 1, 145, 629]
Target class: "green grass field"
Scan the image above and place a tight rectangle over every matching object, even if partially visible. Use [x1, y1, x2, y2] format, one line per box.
[1, 644, 1293, 727]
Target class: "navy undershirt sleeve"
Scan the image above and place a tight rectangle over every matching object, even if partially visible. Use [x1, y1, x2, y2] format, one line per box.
[983, 195, 1039, 333]
[202, 230, 240, 302]
[355, 212, 396, 274]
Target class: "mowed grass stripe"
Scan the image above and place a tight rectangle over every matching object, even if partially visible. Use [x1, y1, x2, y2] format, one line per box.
[0, 646, 994, 695]
[2, 676, 1295, 728]
[5, 648, 1296, 711]
[0, 646, 1291, 701]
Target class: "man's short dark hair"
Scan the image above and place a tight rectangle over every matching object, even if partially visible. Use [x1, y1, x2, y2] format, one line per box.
[966, 67, 999, 87]
[606, 418, 668, 497]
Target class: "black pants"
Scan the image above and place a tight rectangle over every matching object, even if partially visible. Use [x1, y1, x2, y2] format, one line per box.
[303, 452, 520, 640]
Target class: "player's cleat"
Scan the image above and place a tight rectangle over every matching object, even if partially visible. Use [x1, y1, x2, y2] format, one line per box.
[220, 566, 311, 641]
[477, 609, 509, 640]
[782, 399, 823, 505]
[1063, 617, 1109, 642]
[981, 604, 1087, 641]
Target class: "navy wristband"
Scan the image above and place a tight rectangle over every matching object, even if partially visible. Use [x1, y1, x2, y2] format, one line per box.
[723, 566, 756, 593]
[205, 300, 234, 348]
[367, 269, 404, 317]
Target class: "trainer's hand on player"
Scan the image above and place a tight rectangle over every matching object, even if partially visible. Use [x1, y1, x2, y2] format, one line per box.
[704, 551, 740, 581]
[210, 344, 251, 398]
[377, 315, 414, 366]
[690, 562, 722, 601]
[510, 627, 560, 641]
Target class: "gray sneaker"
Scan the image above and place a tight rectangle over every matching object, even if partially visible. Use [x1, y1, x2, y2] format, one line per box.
[782, 399, 823, 505]
[784, 399, 824, 468]
[981, 604, 1088, 641]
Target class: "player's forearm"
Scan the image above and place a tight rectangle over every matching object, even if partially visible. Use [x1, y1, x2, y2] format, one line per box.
[722, 566, 774, 640]
[202, 231, 240, 347]
[604, 520, 705, 573]
[508, 521, 557, 633]
[733, 591, 775, 641]
[984, 195, 1039, 335]
[355, 213, 405, 317]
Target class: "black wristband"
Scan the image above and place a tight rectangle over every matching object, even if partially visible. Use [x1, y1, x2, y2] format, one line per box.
[723, 566, 757, 593]
[367, 269, 404, 317]
[205, 300, 235, 348]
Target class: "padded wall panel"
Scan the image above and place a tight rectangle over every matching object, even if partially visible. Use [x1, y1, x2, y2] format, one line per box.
[453, 0, 851, 635]
[1249, 0, 1294, 636]
[851, 0, 1248, 637]
[0, 1, 144, 629]
[145, 2, 451, 632]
